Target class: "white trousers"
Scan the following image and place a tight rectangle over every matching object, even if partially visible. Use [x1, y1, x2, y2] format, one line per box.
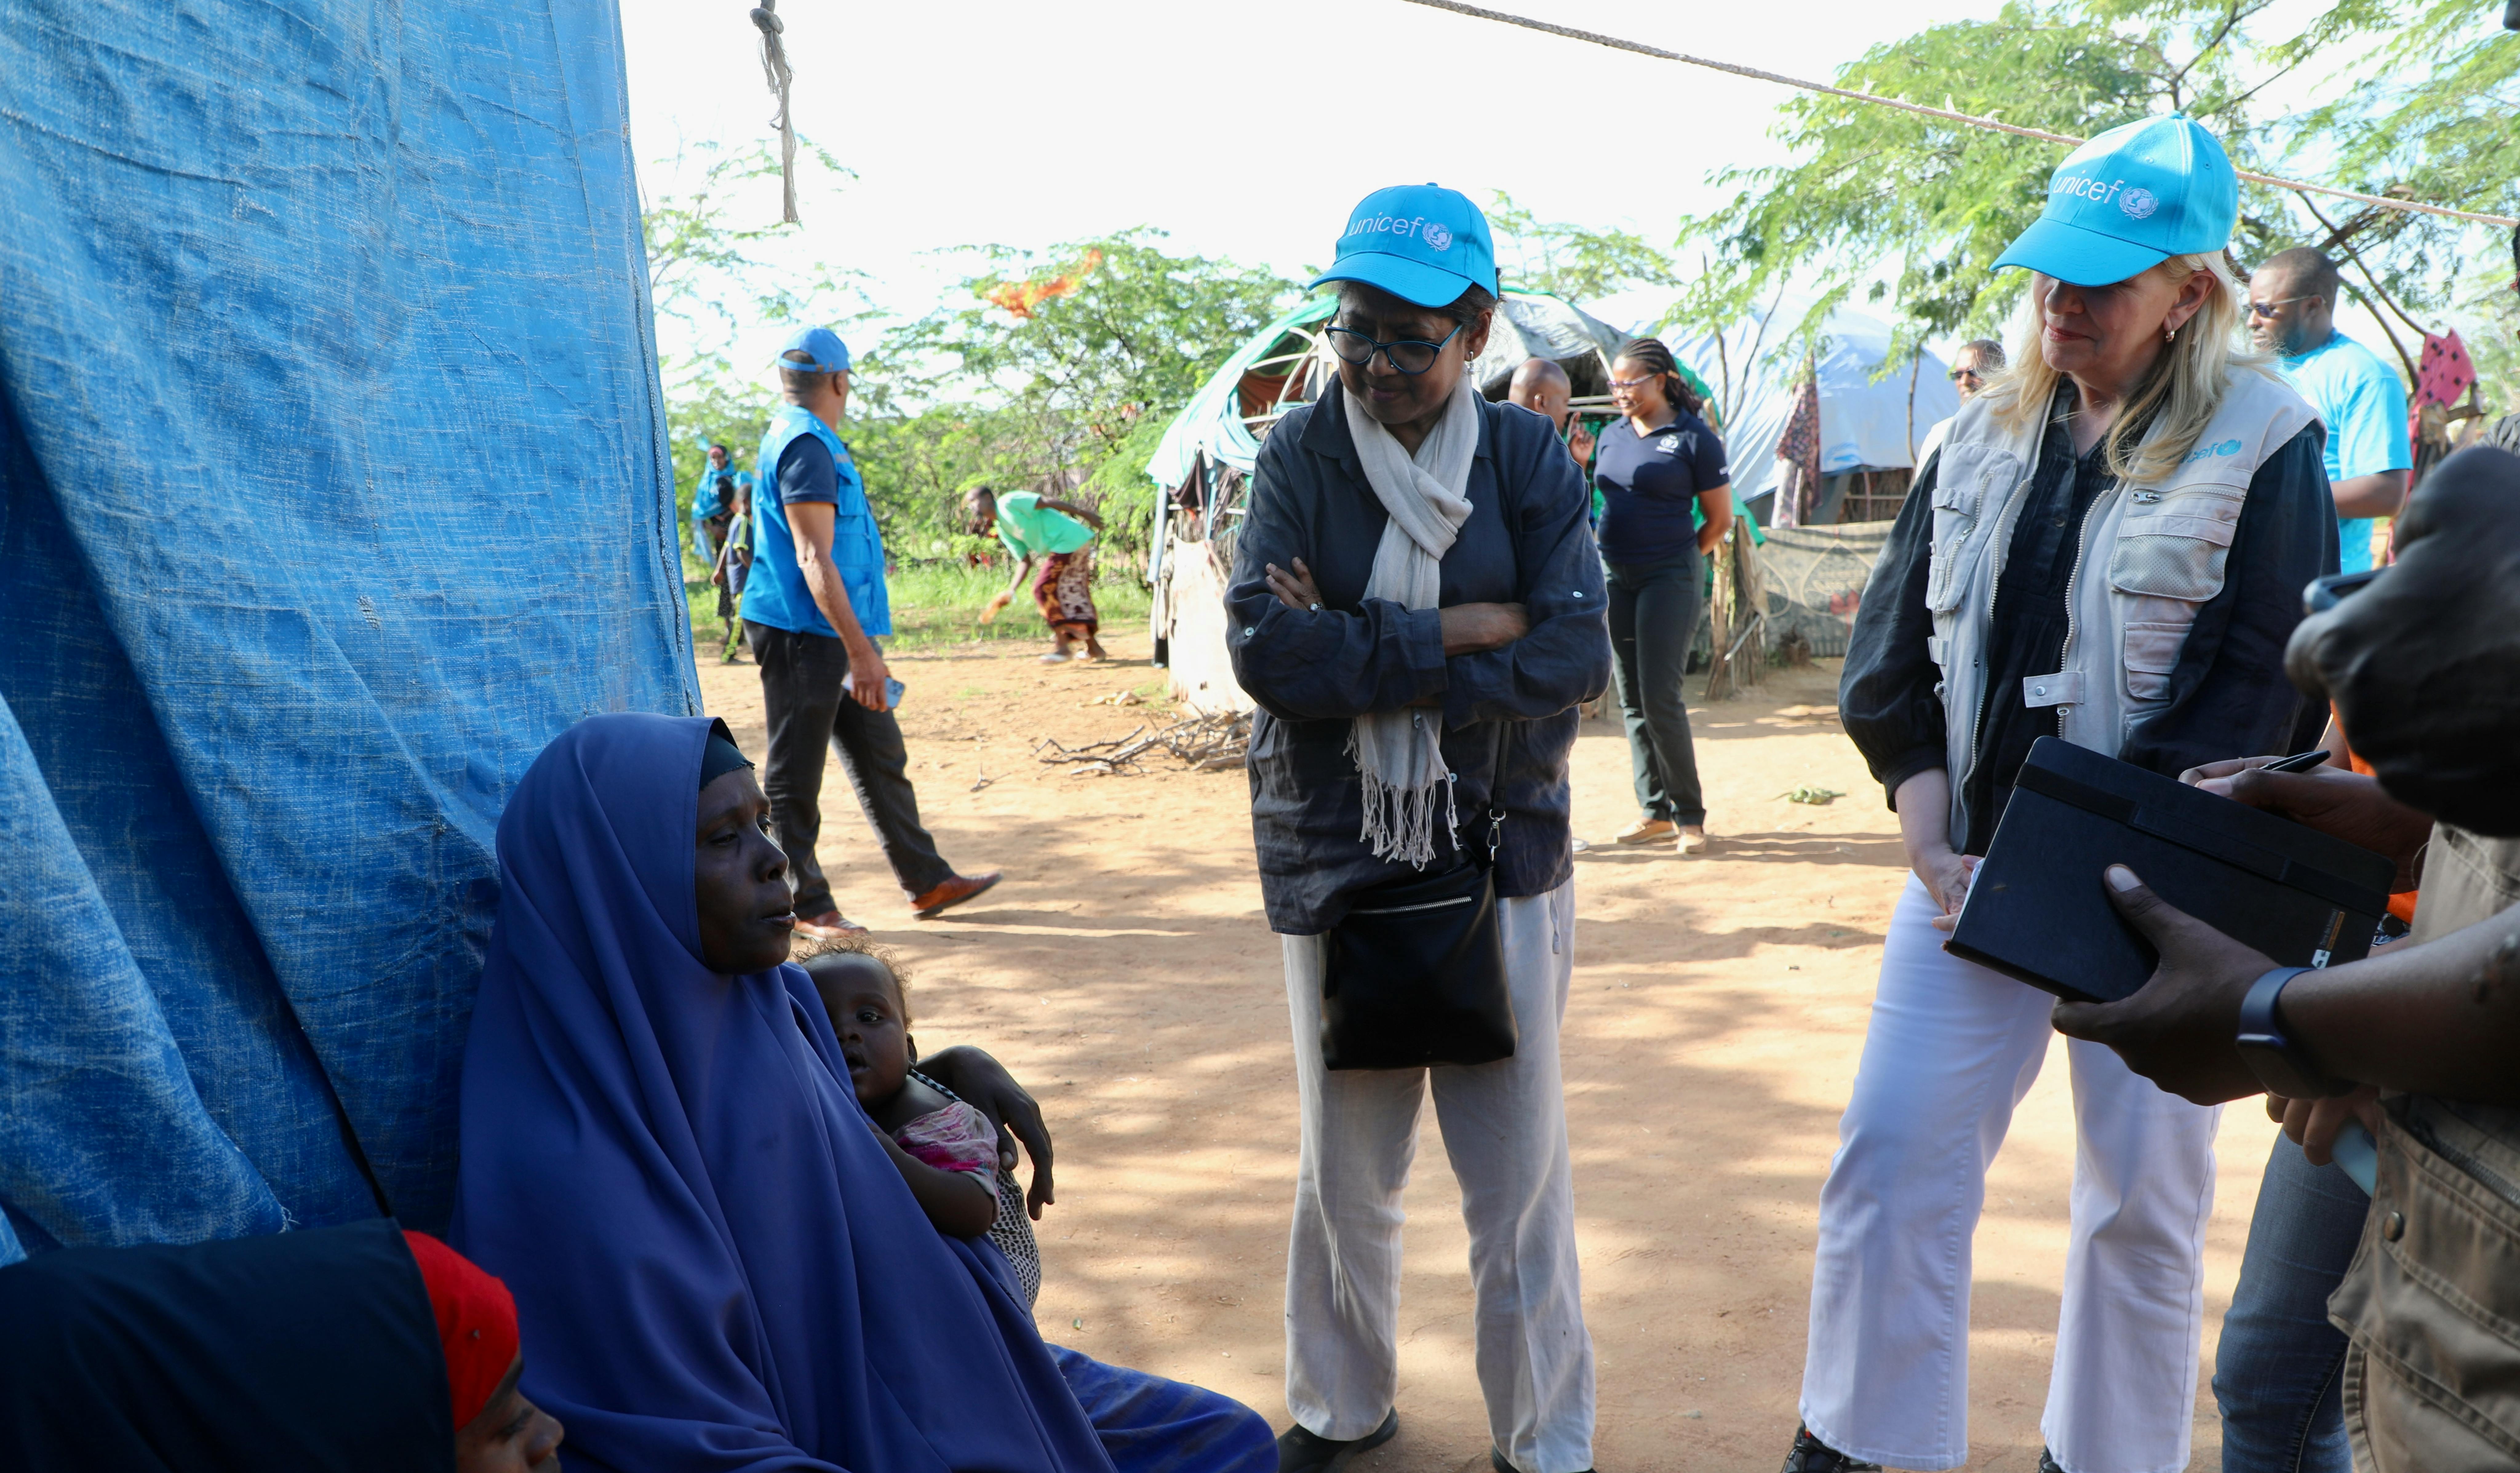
[1282, 879, 1595, 1473]
[1799, 877, 2221, 1473]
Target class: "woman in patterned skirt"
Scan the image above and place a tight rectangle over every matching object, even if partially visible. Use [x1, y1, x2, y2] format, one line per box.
[969, 485, 1108, 663]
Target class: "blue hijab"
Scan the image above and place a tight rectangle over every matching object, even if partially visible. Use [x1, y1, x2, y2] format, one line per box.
[450, 714, 1110, 1473]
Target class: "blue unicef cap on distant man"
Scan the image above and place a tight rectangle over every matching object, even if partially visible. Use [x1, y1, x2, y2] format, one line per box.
[1993, 114, 2238, 286]
[1306, 183, 1500, 308]
[778, 324, 851, 374]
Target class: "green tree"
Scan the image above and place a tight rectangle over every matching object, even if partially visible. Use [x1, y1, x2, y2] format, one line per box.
[1487, 190, 1681, 301]
[644, 139, 856, 542]
[891, 228, 1294, 450]
[861, 229, 1295, 560]
[1665, 0, 2519, 362]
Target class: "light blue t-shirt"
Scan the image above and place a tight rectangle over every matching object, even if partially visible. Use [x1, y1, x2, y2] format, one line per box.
[2279, 332, 2410, 574]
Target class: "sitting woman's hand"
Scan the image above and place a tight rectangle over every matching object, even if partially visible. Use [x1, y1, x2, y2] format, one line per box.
[1438, 602, 1529, 655]
[915, 1045, 1056, 1220]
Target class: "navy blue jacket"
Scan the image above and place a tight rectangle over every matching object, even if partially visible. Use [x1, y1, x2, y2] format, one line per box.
[1226, 389, 1612, 934]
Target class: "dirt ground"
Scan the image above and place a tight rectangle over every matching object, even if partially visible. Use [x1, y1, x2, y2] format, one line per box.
[696, 628, 2276, 1473]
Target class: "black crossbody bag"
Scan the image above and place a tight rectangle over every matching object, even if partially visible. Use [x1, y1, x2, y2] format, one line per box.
[1320, 807, 1517, 1070]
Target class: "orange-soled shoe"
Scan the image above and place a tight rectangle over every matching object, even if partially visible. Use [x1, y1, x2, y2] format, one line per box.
[910, 871, 1003, 918]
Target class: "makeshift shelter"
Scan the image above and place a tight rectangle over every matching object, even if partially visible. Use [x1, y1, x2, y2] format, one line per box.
[1660, 308, 1960, 656]
[0, 0, 690, 1260]
[1667, 306, 1961, 528]
[1144, 292, 1634, 712]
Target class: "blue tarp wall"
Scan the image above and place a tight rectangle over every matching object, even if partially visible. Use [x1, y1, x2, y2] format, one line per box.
[0, 0, 698, 1263]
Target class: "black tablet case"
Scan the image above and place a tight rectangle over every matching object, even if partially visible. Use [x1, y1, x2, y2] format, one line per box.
[1946, 738, 2393, 1004]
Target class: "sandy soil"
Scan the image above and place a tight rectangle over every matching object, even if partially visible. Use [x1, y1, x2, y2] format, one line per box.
[696, 629, 2275, 1473]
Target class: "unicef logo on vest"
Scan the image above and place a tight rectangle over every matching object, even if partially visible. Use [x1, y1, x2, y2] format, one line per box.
[1424, 221, 1454, 252]
[2119, 186, 2160, 220]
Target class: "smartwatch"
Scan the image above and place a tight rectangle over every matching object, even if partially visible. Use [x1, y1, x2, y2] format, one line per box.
[2235, 966, 2353, 1099]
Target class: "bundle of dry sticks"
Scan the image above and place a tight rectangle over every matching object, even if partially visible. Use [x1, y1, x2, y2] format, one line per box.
[1034, 710, 1251, 777]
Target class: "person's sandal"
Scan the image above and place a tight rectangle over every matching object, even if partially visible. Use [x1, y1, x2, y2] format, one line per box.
[1492, 1448, 1594, 1473]
[1676, 827, 1710, 856]
[1276, 1410, 1398, 1473]
[909, 871, 1003, 918]
[1778, 1424, 1880, 1473]
[793, 911, 868, 941]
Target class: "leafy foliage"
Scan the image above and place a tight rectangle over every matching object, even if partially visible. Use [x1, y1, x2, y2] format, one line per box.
[1487, 191, 1680, 301]
[1665, 0, 2518, 358]
[858, 229, 1295, 560]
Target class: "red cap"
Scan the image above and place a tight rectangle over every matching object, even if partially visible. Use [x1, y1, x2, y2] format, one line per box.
[402, 1231, 522, 1430]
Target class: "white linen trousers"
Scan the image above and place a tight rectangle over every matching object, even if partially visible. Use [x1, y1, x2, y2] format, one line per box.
[1282, 878, 1594, 1473]
[1799, 877, 2221, 1473]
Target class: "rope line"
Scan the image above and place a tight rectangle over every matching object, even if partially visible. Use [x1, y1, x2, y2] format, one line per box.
[1398, 0, 2520, 229]
[749, 2, 800, 225]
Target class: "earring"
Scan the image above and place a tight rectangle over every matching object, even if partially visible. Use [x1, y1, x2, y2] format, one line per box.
[2165, 325, 2179, 343]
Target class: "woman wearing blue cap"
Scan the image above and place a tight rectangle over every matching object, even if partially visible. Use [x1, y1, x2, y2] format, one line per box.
[1224, 184, 1612, 1473]
[1788, 117, 2336, 1473]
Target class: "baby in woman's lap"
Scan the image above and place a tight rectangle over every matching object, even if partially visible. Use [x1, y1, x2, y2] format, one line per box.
[802, 942, 1042, 1305]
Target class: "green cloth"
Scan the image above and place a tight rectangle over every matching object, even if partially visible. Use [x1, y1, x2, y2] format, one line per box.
[993, 491, 1095, 559]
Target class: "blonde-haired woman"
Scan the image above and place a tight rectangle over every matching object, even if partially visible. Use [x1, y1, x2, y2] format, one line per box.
[1784, 117, 2336, 1473]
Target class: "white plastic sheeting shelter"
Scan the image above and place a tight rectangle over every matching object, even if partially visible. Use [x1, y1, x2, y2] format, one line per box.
[1665, 307, 1961, 507]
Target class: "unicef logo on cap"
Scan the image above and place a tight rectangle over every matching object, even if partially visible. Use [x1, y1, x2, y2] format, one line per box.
[2119, 186, 2160, 221]
[1424, 221, 1454, 252]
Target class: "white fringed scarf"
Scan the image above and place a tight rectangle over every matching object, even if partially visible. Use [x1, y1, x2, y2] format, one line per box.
[1342, 373, 1480, 866]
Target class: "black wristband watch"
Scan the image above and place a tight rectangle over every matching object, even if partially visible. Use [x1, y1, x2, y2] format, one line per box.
[2235, 966, 2353, 1099]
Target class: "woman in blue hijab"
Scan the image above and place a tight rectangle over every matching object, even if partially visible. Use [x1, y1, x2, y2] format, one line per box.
[451, 713, 1273, 1473]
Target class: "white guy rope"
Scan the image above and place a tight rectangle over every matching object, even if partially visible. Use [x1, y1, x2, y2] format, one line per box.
[1399, 0, 2520, 229]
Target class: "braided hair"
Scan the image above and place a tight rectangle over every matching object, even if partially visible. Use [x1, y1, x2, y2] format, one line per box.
[1613, 337, 1703, 419]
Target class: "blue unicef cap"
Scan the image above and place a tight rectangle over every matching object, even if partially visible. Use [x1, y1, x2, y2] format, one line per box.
[777, 325, 851, 374]
[1994, 115, 2238, 286]
[1306, 183, 1499, 308]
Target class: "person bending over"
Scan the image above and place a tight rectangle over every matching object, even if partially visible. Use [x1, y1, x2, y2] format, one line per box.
[452, 713, 1272, 1473]
[969, 484, 1110, 664]
[804, 939, 1044, 1304]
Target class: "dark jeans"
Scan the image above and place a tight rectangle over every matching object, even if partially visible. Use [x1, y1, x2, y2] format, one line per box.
[745, 620, 954, 910]
[1605, 552, 1705, 826]
[2215, 1133, 2368, 1473]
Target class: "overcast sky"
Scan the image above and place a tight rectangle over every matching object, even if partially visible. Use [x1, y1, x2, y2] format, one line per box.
[614, 0, 2425, 378]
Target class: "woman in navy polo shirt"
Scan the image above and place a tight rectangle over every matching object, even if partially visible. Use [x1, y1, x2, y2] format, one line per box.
[1592, 338, 1733, 855]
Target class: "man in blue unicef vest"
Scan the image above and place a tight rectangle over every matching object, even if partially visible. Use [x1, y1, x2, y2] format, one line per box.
[745, 326, 1001, 935]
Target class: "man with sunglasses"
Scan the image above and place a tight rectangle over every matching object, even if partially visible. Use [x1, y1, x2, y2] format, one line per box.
[2250, 248, 2411, 573]
[1913, 339, 2005, 470]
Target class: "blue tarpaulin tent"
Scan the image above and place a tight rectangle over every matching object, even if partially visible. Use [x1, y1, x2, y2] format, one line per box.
[0, 0, 695, 1262]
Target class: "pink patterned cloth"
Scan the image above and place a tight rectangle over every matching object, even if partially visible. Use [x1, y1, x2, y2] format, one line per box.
[1774, 373, 1823, 528]
[893, 1101, 1000, 1203]
[2414, 330, 2477, 412]
[892, 1098, 1043, 1304]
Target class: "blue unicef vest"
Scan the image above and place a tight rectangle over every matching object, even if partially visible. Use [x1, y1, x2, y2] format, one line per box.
[749, 406, 891, 639]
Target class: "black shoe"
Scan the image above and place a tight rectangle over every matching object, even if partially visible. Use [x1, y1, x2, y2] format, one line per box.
[2038, 1451, 2066, 1473]
[1277, 1410, 1399, 1473]
[1780, 1425, 1881, 1473]
[1492, 1448, 1594, 1473]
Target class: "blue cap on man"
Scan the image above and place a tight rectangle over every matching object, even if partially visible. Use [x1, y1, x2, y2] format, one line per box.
[1993, 114, 2238, 286]
[776, 325, 851, 374]
[1306, 183, 1499, 309]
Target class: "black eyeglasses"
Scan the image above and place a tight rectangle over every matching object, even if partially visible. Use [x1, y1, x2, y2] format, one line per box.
[1947, 367, 1985, 382]
[1323, 322, 1464, 376]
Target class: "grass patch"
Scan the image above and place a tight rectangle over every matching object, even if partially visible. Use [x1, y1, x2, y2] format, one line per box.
[685, 556, 1149, 657]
